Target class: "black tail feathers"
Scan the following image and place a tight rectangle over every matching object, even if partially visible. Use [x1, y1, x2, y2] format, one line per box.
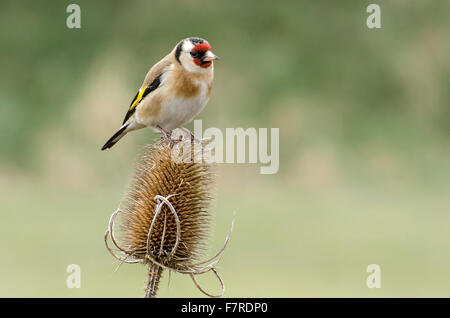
[101, 124, 129, 150]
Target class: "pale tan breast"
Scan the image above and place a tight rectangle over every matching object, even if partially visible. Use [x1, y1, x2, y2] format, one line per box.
[135, 62, 214, 130]
[172, 64, 213, 98]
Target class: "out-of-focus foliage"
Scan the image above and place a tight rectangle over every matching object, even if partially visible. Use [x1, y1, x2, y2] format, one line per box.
[1, 1, 449, 169]
[0, 1, 449, 297]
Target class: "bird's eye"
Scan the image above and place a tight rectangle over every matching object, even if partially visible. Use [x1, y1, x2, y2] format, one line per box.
[190, 51, 200, 58]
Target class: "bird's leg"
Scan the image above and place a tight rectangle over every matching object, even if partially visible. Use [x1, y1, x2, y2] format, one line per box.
[156, 125, 174, 145]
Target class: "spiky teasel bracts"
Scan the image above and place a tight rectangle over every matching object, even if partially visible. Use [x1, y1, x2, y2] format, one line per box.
[105, 138, 233, 298]
[121, 140, 215, 268]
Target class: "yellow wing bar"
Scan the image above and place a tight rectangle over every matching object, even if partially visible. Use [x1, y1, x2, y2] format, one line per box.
[129, 86, 147, 112]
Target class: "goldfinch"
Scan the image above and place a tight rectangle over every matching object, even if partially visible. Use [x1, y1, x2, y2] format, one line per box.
[101, 37, 219, 150]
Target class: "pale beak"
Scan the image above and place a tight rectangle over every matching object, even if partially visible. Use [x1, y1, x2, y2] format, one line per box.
[203, 50, 220, 62]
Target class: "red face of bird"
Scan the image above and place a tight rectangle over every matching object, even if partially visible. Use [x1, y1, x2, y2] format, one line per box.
[176, 38, 219, 73]
[190, 42, 219, 68]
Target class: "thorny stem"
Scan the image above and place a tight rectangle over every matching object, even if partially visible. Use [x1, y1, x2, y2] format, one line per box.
[144, 262, 163, 298]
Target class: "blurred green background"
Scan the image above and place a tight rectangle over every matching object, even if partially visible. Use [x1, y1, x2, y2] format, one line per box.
[1, 0, 449, 297]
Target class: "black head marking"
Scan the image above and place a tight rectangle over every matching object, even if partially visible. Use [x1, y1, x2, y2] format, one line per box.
[175, 40, 183, 64]
[189, 37, 205, 45]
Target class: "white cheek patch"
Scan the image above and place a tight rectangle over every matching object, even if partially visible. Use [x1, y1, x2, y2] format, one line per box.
[180, 53, 197, 73]
[180, 41, 196, 72]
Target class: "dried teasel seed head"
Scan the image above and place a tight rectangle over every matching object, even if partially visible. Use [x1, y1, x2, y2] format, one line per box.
[113, 138, 217, 297]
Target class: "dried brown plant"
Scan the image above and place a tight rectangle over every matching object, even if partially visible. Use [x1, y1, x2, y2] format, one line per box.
[105, 138, 233, 297]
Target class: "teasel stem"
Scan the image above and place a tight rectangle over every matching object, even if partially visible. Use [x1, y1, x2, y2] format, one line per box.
[144, 262, 163, 298]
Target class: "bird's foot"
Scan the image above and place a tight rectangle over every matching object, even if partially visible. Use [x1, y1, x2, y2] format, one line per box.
[157, 125, 175, 145]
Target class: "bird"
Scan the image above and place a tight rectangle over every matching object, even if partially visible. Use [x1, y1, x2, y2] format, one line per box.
[101, 37, 219, 150]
